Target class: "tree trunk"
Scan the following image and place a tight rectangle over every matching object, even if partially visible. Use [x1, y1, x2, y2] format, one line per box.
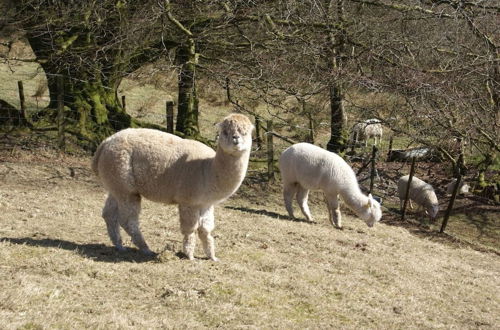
[326, 83, 347, 153]
[175, 40, 200, 138]
[26, 31, 132, 147]
[67, 77, 131, 137]
[326, 0, 347, 153]
[33, 65, 130, 145]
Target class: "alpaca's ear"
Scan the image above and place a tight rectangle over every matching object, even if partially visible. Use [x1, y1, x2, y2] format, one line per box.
[366, 194, 374, 208]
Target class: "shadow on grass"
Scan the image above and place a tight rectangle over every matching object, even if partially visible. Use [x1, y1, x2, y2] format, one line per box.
[447, 199, 500, 248]
[0, 236, 158, 263]
[224, 206, 314, 224]
[381, 202, 500, 256]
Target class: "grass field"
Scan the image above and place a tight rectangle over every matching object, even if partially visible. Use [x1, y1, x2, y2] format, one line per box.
[0, 149, 498, 329]
[1, 41, 499, 329]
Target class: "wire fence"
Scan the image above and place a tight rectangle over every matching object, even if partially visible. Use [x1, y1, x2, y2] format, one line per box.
[0, 72, 490, 236]
[0, 72, 322, 147]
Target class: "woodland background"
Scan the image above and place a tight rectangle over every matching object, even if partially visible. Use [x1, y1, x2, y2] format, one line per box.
[0, 1, 498, 328]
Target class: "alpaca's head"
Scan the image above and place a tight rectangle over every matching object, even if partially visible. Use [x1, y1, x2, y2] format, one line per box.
[216, 114, 254, 155]
[359, 194, 382, 227]
[426, 203, 439, 220]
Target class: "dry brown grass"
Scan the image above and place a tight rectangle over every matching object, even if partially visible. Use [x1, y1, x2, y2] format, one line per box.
[0, 149, 498, 329]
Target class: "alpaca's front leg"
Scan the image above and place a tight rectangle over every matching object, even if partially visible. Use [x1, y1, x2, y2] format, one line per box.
[333, 208, 342, 229]
[179, 205, 199, 260]
[198, 206, 218, 261]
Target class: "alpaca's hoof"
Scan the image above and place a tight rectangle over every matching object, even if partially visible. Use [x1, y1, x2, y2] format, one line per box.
[115, 245, 127, 252]
[210, 256, 219, 262]
[333, 224, 343, 230]
[141, 249, 157, 257]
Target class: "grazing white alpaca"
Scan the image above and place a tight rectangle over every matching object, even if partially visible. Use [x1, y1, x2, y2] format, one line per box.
[446, 178, 470, 196]
[398, 175, 439, 220]
[279, 143, 382, 228]
[92, 114, 254, 261]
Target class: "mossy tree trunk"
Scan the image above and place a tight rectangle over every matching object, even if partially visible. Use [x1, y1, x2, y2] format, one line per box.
[24, 26, 133, 146]
[28, 41, 131, 146]
[175, 39, 200, 139]
[14, 0, 172, 147]
[66, 76, 132, 140]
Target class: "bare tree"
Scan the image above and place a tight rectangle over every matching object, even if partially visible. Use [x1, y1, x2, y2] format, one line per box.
[350, 0, 499, 173]
[3, 0, 498, 172]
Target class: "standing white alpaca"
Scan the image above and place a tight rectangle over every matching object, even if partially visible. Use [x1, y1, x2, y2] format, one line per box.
[350, 119, 383, 147]
[92, 113, 254, 261]
[279, 143, 382, 228]
[363, 119, 383, 146]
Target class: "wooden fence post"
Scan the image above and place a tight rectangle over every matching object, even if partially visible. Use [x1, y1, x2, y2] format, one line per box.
[369, 145, 378, 194]
[255, 115, 262, 149]
[17, 81, 27, 125]
[57, 74, 65, 150]
[440, 173, 462, 233]
[166, 101, 174, 133]
[267, 120, 274, 181]
[387, 136, 393, 161]
[121, 95, 126, 111]
[401, 157, 416, 220]
[307, 111, 314, 144]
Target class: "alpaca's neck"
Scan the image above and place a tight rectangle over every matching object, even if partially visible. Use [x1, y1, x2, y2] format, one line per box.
[210, 148, 250, 198]
[340, 187, 369, 217]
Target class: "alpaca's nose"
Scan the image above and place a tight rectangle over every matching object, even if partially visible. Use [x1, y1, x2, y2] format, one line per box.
[232, 136, 240, 144]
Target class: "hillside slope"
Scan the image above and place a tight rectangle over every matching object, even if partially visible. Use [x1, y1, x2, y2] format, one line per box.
[0, 151, 498, 329]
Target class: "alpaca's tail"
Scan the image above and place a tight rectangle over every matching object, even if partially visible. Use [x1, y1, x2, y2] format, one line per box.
[91, 142, 105, 176]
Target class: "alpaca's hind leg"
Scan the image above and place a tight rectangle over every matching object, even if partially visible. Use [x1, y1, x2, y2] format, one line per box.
[296, 186, 313, 222]
[117, 194, 154, 255]
[179, 205, 199, 260]
[326, 194, 342, 229]
[198, 206, 218, 261]
[102, 194, 124, 252]
[283, 182, 298, 219]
